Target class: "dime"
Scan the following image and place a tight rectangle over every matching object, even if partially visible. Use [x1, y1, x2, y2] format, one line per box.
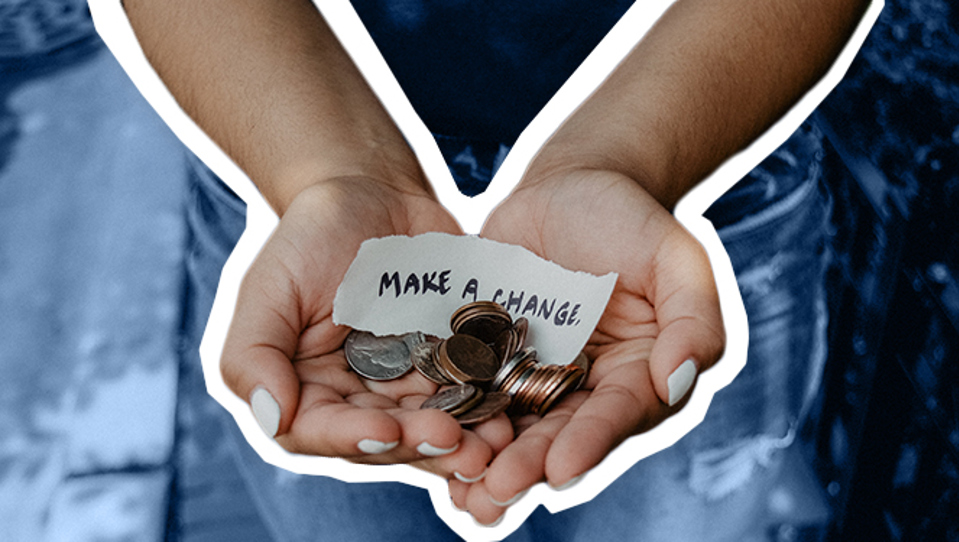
[455, 392, 511, 425]
[344, 330, 413, 381]
[439, 334, 500, 385]
[420, 384, 478, 413]
[411, 341, 454, 385]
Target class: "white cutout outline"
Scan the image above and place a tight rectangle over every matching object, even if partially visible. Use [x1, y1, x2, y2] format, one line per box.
[88, 0, 883, 539]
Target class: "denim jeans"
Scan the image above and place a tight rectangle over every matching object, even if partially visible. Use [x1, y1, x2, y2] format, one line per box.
[180, 122, 831, 541]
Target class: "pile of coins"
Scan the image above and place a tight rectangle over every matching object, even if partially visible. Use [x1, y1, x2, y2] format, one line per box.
[344, 301, 590, 424]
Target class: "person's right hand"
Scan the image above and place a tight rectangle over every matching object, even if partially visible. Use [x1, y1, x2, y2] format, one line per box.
[219, 177, 513, 481]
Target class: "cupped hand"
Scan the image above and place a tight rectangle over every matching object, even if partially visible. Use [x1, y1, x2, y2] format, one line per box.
[220, 177, 513, 480]
[456, 169, 725, 523]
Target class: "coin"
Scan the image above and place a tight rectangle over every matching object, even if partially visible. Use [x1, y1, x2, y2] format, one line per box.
[490, 326, 517, 366]
[455, 392, 511, 425]
[447, 387, 486, 417]
[492, 346, 536, 392]
[420, 384, 478, 413]
[439, 334, 500, 385]
[512, 317, 528, 352]
[344, 330, 413, 381]
[450, 301, 509, 331]
[455, 314, 512, 345]
[569, 350, 590, 383]
[411, 341, 454, 385]
[537, 366, 586, 415]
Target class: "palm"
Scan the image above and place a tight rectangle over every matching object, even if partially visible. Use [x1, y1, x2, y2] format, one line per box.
[222, 178, 509, 476]
[457, 170, 724, 519]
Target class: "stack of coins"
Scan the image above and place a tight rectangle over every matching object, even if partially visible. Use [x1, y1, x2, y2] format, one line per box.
[344, 301, 590, 424]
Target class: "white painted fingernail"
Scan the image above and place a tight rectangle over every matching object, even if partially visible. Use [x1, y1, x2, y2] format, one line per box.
[489, 488, 529, 507]
[251, 387, 280, 437]
[472, 514, 504, 528]
[667, 359, 697, 406]
[417, 441, 459, 456]
[357, 439, 399, 455]
[549, 474, 583, 491]
[454, 469, 487, 483]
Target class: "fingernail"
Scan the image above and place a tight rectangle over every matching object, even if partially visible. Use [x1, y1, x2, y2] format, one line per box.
[417, 441, 459, 456]
[357, 439, 399, 455]
[454, 469, 487, 483]
[549, 473, 583, 491]
[251, 387, 280, 437]
[667, 358, 697, 406]
[472, 514, 504, 528]
[489, 488, 529, 507]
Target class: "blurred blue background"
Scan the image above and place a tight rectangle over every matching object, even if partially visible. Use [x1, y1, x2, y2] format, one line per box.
[0, 0, 956, 540]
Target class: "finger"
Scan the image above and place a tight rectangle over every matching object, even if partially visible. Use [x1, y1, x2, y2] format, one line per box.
[220, 256, 311, 438]
[482, 397, 583, 505]
[648, 233, 725, 406]
[449, 479, 470, 511]
[544, 365, 665, 487]
[411, 430, 492, 482]
[468, 412, 514, 455]
[465, 482, 508, 527]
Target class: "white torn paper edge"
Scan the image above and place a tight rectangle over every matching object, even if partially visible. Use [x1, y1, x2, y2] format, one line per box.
[333, 232, 618, 366]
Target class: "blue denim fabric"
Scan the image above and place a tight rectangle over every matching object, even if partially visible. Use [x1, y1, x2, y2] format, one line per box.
[181, 121, 831, 540]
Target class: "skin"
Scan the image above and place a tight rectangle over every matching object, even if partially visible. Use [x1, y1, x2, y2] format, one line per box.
[125, 0, 869, 525]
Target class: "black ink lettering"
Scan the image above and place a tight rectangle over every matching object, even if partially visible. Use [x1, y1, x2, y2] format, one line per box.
[462, 278, 479, 303]
[537, 298, 555, 320]
[379, 272, 401, 298]
[403, 273, 420, 295]
[506, 290, 524, 313]
[554, 301, 570, 326]
[492, 289, 504, 305]
[422, 272, 441, 293]
[568, 304, 581, 326]
[438, 270, 451, 295]
[522, 295, 538, 316]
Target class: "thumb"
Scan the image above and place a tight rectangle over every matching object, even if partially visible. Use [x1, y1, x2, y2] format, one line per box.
[219, 256, 305, 438]
[648, 234, 726, 407]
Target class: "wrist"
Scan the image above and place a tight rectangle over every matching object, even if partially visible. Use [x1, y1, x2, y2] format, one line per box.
[263, 149, 432, 217]
[524, 132, 681, 210]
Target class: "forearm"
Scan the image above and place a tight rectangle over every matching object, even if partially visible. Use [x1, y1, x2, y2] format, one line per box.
[527, 0, 870, 209]
[125, 0, 424, 215]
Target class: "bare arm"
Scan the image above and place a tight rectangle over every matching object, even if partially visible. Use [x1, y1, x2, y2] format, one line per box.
[526, 0, 871, 209]
[465, 0, 872, 524]
[124, 0, 425, 215]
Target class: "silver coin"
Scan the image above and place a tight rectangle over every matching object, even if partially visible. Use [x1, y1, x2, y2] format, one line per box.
[402, 331, 426, 351]
[420, 384, 478, 413]
[344, 330, 413, 381]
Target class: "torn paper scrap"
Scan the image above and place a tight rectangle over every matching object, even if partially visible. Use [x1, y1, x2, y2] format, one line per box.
[333, 232, 617, 365]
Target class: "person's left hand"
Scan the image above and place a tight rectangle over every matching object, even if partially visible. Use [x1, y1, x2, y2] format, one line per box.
[450, 168, 726, 524]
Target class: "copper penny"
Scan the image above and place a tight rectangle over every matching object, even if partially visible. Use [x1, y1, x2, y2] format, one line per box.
[455, 314, 512, 345]
[443, 333, 500, 384]
[411, 341, 454, 385]
[512, 317, 528, 352]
